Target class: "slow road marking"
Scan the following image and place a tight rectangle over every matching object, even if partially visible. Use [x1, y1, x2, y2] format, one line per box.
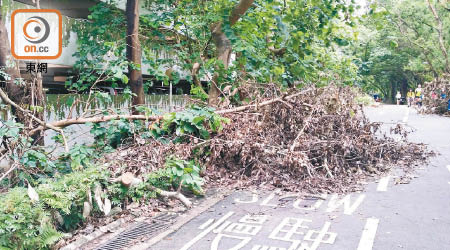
[377, 176, 390, 192]
[357, 218, 380, 250]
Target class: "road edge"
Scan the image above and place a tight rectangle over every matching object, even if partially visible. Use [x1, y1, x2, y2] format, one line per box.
[129, 188, 233, 250]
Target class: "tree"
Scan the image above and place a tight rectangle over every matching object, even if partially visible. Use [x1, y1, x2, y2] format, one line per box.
[0, 1, 25, 122]
[70, 0, 355, 106]
[208, 0, 254, 106]
[126, 0, 145, 114]
[355, 0, 450, 101]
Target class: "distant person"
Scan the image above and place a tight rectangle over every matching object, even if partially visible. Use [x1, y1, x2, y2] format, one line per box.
[441, 88, 447, 99]
[431, 91, 437, 99]
[415, 85, 423, 107]
[395, 91, 401, 105]
[407, 89, 414, 107]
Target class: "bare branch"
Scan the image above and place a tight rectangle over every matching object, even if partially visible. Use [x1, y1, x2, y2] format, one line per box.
[0, 88, 69, 152]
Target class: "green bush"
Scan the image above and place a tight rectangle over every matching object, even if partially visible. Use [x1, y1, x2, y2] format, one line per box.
[0, 188, 62, 249]
[159, 156, 204, 195]
[151, 105, 230, 141]
[354, 93, 375, 106]
[0, 167, 109, 250]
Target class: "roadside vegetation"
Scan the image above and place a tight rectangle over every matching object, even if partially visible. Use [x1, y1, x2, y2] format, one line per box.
[0, 0, 447, 249]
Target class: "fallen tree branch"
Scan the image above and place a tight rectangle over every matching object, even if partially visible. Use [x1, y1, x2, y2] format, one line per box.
[0, 88, 69, 152]
[29, 114, 162, 136]
[3, 85, 311, 140]
[151, 186, 193, 208]
[0, 163, 16, 183]
[111, 173, 193, 208]
[216, 90, 312, 114]
[290, 106, 317, 151]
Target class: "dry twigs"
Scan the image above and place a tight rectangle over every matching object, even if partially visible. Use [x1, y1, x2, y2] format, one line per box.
[422, 73, 450, 115]
[109, 85, 431, 193]
[206, 85, 431, 192]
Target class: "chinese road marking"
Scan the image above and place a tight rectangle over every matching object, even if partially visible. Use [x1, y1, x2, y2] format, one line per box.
[446, 165, 450, 172]
[252, 246, 286, 250]
[269, 217, 337, 250]
[199, 219, 214, 230]
[180, 212, 234, 250]
[326, 194, 365, 215]
[377, 176, 390, 192]
[211, 234, 251, 250]
[300, 222, 336, 250]
[182, 213, 270, 250]
[357, 218, 380, 250]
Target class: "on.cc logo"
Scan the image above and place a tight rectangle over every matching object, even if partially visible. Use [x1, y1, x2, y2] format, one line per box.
[23, 16, 50, 44]
[11, 9, 62, 60]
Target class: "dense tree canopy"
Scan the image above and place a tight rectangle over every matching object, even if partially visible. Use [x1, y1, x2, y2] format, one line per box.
[1, 1, 449, 249]
[355, 0, 449, 101]
[70, 0, 359, 106]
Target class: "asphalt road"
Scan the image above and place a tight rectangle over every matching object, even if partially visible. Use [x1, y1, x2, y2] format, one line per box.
[147, 105, 450, 250]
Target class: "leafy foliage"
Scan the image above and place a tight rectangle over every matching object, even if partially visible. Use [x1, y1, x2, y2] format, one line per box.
[0, 188, 62, 249]
[68, 1, 129, 91]
[151, 105, 230, 141]
[163, 156, 204, 194]
[354, 0, 450, 101]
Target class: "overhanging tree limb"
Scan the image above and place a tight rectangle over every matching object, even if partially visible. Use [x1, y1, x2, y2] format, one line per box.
[0, 88, 69, 152]
[427, 0, 450, 73]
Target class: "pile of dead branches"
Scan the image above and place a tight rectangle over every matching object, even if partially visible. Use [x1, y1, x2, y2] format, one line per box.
[422, 74, 450, 115]
[110, 85, 431, 193]
[204, 85, 430, 192]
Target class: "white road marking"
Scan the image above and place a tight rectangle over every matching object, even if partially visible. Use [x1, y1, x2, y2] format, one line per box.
[180, 212, 234, 250]
[402, 108, 410, 123]
[357, 218, 380, 250]
[211, 233, 250, 250]
[376, 176, 390, 192]
[199, 219, 214, 230]
[252, 245, 286, 250]
[293, 196, 325, 210]
[446, 165, 450, 173]
[326, 194, 365, 215]
[260, 192, 278, 207]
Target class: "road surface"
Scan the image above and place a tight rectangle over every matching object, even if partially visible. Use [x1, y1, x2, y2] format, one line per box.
[142, 105, 450, 250]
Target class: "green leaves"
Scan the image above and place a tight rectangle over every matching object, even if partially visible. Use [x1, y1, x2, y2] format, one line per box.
[163, 156, 204, 194]
[151, 105, 230, 141]
[0, 188, 62, 249]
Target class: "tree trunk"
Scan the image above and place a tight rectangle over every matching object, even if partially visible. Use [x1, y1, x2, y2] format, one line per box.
[208, 0, 254, 106]
[126, 0, 145, 114]
[209, 25, 232, 106]
[0, 4, 26, 122]
[33, 0, 45, 145]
